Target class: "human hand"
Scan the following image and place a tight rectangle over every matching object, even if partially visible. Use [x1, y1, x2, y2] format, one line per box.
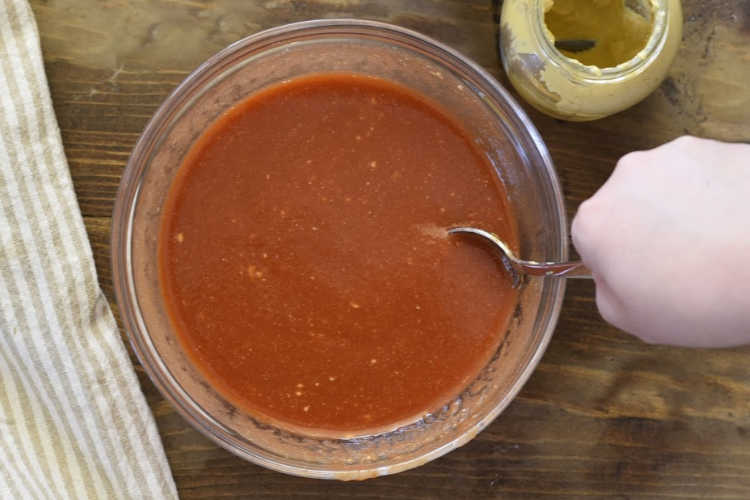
[571, 136, 750, 347]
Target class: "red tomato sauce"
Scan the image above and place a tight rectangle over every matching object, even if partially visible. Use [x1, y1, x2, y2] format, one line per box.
[158, 73, 518, 433]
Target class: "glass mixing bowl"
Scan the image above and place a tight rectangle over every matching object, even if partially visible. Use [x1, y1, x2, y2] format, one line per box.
[112, 19, 567, 479]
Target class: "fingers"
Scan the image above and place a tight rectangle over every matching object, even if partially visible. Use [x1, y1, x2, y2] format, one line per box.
[570, 196, 605, 275]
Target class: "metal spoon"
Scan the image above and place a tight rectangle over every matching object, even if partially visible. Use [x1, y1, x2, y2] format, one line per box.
[448, 227, 591, 287]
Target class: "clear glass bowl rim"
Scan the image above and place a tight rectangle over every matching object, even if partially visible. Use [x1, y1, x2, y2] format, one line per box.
[111, 18, 567, 479]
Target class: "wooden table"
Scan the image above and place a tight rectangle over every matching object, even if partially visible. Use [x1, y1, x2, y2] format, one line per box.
[31, 0, 750, 497]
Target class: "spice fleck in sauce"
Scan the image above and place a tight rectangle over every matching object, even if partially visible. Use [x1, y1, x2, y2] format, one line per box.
[159, 73, 518, 433]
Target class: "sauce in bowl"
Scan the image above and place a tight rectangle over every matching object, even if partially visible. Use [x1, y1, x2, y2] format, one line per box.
[158, 73, 518, 433]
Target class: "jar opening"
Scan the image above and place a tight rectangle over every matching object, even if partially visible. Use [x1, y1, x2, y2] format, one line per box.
[535, 0, 668, 79]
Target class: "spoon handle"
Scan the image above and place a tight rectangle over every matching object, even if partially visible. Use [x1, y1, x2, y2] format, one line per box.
[519, 261, 592, 279]
[554, 39, 596, 53]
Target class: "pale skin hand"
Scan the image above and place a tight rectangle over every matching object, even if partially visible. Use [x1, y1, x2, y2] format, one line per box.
[571, 136, 750, 347]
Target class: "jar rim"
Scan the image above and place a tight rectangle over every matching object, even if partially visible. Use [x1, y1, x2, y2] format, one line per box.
[533, 0, 670, 81]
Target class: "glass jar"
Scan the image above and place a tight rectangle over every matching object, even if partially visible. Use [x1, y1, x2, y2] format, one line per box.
[500, 0, 682, 121]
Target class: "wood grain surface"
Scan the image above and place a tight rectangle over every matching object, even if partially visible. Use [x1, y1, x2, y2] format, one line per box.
[30, 0, 750, 498]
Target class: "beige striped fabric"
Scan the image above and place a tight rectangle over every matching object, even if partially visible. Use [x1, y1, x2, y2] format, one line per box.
[0, 0, 178, 498]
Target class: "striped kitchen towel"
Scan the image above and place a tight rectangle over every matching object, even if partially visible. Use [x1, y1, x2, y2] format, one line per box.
[0, 0, 178, 498]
